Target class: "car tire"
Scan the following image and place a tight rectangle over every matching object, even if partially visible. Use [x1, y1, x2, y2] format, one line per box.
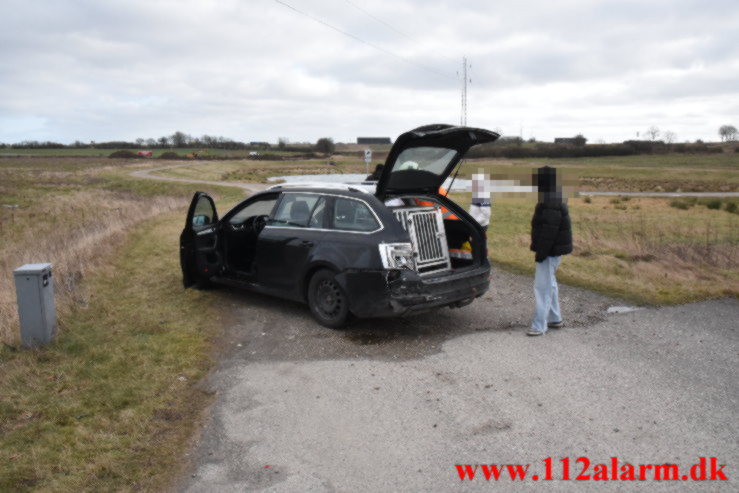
[307, 269, 351, 329]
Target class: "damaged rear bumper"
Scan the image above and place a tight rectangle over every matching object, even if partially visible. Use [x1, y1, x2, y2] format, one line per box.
[336, 265, 490, 318]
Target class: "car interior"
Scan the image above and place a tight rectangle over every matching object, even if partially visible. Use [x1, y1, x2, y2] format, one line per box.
[385, 195, 481, 270]
[223, 195, 278, 273]
[290, 200, 311, 224]
[333, 198, 379, 231]
[272, 194, 326, 228]
[444, 219, 477, 268]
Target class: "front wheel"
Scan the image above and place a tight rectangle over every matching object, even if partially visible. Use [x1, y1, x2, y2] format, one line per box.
[307, 269, 351, 329]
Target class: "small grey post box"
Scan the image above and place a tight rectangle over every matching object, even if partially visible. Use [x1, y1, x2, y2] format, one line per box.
[14, 263, 57, 348]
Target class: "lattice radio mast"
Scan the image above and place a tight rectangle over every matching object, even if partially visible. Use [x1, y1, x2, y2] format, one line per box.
[460, 56, 468, 126]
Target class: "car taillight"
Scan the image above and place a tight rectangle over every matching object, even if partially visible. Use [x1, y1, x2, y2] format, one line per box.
[378, 243, 416, 270]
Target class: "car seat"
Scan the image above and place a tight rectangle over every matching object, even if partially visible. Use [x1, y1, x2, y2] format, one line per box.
[290, 200, 311, 225]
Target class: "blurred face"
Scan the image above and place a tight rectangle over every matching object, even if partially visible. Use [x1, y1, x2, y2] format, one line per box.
[533, 167, 558, 201]
[471, 173, 490, 199]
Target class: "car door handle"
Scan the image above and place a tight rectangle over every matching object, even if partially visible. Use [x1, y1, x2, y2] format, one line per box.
[300, 240, 314, 247]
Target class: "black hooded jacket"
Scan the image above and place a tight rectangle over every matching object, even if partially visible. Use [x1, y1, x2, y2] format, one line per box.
[530, 167, 573, 262]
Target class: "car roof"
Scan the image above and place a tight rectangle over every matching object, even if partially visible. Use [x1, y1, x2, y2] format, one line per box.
[266, 182, 377, 196]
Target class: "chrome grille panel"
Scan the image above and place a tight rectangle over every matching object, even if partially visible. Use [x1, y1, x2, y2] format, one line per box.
[393, 207, 451, 275]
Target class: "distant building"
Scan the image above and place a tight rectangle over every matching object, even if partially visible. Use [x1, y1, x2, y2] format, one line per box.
[357, 137, 392, 145]
[555, 135, 587, 146]
[249, 141, 270, 146]
[554, 138, 578, 144]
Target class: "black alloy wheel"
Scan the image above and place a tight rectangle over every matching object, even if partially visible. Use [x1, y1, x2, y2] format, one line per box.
[307, 269, 351, 329]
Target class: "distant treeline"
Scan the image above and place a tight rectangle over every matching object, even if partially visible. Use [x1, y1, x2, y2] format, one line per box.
[107, 149, 324, 160]
[467, 139, 724, 159]
[0, 130, 329, 152]
[0, 135, 729, 159]
[0, 138, 305, 151]
[0, 132, 341, 156]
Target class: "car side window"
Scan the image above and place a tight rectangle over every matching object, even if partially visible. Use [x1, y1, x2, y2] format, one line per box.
[228, 197, 277, 225]
[272, 193, 320, 227]
[333, 198, 380, 232]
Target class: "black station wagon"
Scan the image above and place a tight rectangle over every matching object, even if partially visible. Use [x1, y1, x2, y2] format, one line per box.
[180, 124, 500, 328]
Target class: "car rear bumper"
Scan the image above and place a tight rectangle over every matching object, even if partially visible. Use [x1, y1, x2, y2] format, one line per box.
[337, 264, 491, 318]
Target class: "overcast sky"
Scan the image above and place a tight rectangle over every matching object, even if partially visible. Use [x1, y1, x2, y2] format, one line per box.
[1, 0, 737, 144]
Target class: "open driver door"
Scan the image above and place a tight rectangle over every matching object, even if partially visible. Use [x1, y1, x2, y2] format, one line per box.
[180, 192, 223, 288]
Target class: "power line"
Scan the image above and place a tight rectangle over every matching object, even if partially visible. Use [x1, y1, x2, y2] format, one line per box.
[342, 0, 460, 67]
[272, 0, 455, 80]
[342, 0, 411, 41]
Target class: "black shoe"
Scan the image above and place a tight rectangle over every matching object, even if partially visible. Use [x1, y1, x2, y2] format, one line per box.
[548, 321, 564, 329]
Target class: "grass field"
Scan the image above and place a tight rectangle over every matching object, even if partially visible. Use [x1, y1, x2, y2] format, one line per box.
[150, 151, 739, 192]
[449, 193, 738, 304]
[458, 153, 739, 192]
[0, 157, 244, 490]
[0, 157, 245, 343]
[150, 155, 373, 183]
[0, 214, 231, 491]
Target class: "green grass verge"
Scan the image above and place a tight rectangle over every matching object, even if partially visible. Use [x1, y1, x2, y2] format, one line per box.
[0, 213, 228, 491]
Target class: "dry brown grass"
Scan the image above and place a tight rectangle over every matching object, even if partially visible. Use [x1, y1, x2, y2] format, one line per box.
[0, 189, 181, 344]
[576, 217, 737, 270]
[476, 193, 739, 304]
[0, 158, 206, 345]
[0, 213, 228, 491]
[571, 204, 739, 302]
[153, 155, 371, 183]
[0, 157, 246, 490]
[458, 153, 739, 192]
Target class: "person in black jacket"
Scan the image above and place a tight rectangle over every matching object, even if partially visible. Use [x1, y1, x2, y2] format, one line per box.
[366, 163, 384, 181]
[528, 166, 573, 336]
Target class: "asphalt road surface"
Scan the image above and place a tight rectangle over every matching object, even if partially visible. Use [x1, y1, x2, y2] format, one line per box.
[179, 268, 738, 492]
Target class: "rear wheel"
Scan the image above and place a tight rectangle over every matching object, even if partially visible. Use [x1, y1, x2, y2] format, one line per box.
[307, 269, 351, 329]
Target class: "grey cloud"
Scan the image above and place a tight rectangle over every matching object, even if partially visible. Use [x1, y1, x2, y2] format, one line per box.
[0, 0, 737, 143]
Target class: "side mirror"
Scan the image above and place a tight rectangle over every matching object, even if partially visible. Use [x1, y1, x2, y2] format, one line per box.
[192, 214, 209, 227]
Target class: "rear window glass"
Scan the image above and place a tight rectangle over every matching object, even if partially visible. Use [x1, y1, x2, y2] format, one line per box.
[392, 147, 457, 176]
[333, 198, 380, 232]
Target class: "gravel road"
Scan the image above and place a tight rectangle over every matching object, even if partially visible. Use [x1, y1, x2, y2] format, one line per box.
[130, 163, 268, 194]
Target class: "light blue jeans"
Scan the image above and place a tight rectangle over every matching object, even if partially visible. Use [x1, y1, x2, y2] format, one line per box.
[531, 256, 562, 333]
